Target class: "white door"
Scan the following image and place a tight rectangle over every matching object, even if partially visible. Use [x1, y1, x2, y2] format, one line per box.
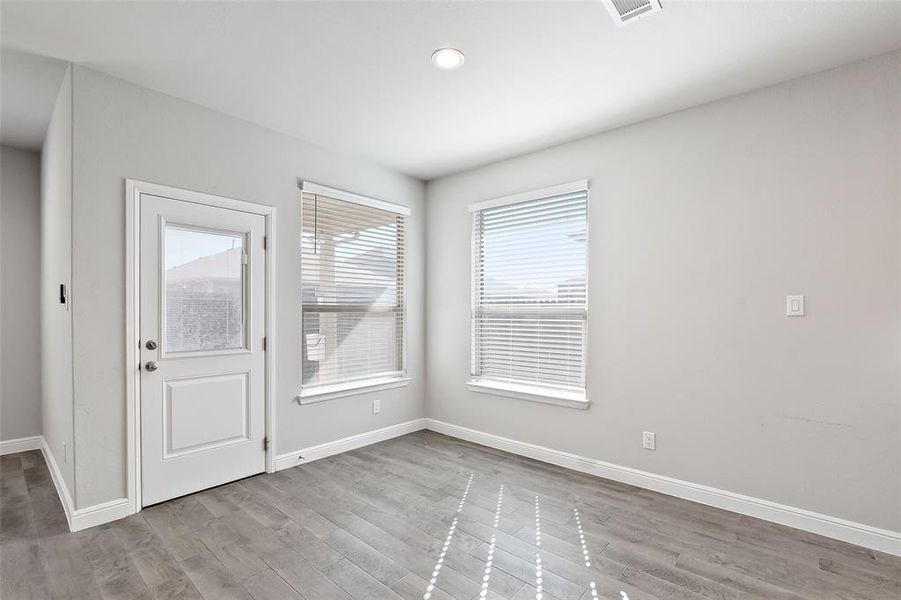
[140, 193, 266, 506]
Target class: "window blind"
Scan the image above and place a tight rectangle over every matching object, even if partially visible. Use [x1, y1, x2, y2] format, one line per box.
[471, 184, 588, 398]
[301, 189, 406, 391]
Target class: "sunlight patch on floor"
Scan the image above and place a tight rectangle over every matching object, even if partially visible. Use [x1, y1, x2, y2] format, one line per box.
[423, 473, 473, 600]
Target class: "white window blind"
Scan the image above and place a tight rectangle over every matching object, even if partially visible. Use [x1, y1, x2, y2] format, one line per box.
[470, 183, 588, 399]
[301, 187, 406, 392]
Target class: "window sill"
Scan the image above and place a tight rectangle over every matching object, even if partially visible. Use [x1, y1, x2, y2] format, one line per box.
[467, 381, 589, 410]
[298, 376, 411, 405]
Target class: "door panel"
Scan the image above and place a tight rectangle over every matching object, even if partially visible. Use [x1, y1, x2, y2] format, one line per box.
[140, 193, 266, 506]
[164, 372, 249, 457]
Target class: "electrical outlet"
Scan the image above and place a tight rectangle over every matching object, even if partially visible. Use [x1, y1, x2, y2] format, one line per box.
[786, 294, 805, 317]
[642, 432, 656, 450]
[372, 399, 380, 415]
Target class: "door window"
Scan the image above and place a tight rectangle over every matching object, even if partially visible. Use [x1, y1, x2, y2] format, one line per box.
[163, 224, 246, 353]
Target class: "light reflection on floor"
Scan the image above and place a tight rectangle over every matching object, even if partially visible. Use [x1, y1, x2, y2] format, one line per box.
[423, 473, 473, 600]
[478, 484, 504, 598]
[534, 495, 543, 599]
[423, 476, 632, 600]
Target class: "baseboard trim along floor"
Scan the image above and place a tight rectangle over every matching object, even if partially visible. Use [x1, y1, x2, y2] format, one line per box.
[0, 435, 42, 455]
[71, 497, 131, 531]
[11, 436, 132, 532]
[39, 436, 75, 531]
[20, 420, 901, 555]
[273, 418, 428, 471]
[424, 418, 901, 557]
[8, 429, 898, 599]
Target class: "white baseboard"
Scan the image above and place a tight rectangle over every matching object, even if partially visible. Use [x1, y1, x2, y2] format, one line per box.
[71, 498, 131, 531]
[22, 418, 901, 555]
[274, 418, 428, 472]
[39, 437, 130, 531]
[0, 435, 43, 455]
[424, 418, 901, 557]
[40, 418, 428, 531]
[40, 437, 75, 531]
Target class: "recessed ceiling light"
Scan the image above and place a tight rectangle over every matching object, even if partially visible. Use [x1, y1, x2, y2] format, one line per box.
[431, 48, 465, 70]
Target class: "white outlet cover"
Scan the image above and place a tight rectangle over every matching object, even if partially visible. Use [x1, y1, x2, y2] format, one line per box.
[372, 399, 381, 414]
[786, 294, 805, 317]
[642, 431, 656, 450]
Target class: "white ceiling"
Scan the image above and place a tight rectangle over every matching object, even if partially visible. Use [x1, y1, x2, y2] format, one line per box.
[2, 1, 900, 179]
[1, 49, 67, 150]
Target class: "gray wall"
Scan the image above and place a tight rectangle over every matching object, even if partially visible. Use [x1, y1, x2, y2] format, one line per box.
[40, 66, 75, 493]
[1, 146, 42, 441]
[70, 66, 425, 508]
[425, 51, 901, 532]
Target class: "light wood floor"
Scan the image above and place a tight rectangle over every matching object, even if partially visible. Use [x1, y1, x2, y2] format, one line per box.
[1, 430, 899, 599]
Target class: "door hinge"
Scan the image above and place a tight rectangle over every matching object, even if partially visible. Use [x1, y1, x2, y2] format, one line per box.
[262, 337, 267, 351]
[241, 252, 248, 265]
[263, 236, 268, 250]
[263, 437, 270, 451]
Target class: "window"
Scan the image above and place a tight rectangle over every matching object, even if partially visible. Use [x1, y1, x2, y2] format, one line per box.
[164, 225, 246, 353]
[300, 183, 410, 399]
[469, 181, 589, 407]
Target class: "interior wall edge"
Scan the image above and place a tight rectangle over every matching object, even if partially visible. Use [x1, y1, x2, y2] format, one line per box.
[69, 61, 78, 512]
[39, 62, 76, 508]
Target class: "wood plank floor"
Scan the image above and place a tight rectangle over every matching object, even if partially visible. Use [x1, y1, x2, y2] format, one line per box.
[1, 430, 899, 599]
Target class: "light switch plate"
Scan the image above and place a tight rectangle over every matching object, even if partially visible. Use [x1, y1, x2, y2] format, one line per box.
[372, 399, 380, 415]
[786, 295, 805, 317]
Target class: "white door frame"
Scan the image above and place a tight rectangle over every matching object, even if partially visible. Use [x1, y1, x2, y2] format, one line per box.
[125, 179, 277, 514]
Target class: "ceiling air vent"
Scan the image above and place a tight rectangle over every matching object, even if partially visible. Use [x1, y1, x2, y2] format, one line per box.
[603, 0, 662, 26]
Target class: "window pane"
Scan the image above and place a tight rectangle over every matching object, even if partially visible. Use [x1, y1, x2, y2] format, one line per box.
[474, 313, 585, 391]
[472, 188, 588, 394]
[479, 194, 587, 306]
[302, 310, 403, 386]
[164, 225, 245, 353]
[301, 191, 406, 390]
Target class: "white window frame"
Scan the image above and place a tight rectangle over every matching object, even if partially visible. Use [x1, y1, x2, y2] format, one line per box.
[297, 181, 411, 404]
[468, 180, 590, 410]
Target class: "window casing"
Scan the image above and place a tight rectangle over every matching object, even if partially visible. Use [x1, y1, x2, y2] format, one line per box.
[470, 181, 589, 405]
[301, 184, 408, 397]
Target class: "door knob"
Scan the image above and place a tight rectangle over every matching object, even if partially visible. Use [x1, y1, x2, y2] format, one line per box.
[145, 340, 158, 350]
[145, 361, 159, 372]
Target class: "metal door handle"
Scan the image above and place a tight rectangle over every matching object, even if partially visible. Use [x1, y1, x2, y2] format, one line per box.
[145, 361, 159, 372]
